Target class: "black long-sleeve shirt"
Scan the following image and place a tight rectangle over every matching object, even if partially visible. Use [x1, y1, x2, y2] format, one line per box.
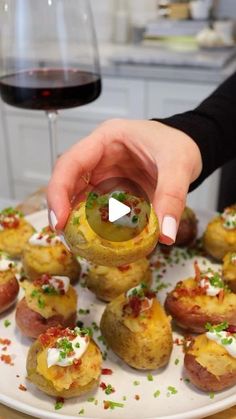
[157, 72, 236, 192]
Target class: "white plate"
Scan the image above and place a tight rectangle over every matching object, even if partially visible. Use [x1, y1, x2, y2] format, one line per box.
[0, 209, 235, 419]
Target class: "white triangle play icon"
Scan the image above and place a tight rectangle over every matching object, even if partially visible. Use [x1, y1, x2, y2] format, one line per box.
[108, 197, 131, 223]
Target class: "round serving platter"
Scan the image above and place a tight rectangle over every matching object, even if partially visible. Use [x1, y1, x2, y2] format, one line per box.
[0, 209, 235, 419]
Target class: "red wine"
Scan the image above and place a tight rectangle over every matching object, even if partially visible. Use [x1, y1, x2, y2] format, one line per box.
[0, 69, 102, 110]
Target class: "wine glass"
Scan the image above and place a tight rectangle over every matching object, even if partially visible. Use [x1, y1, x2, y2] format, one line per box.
[0, 0, 102, 170]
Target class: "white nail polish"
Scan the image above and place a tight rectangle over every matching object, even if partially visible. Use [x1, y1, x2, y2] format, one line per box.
[162, 216, 177, 242]
[59, 234, 71, 252]
[49, 210, 58, 230]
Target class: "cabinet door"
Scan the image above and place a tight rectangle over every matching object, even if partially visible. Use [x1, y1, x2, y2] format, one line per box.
[146, 80, 216, 118]
[146, 80, 220, 212]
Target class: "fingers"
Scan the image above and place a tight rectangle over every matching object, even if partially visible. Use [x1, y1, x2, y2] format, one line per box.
[153, 162, 191, 245]
[47, 133, 104, 230]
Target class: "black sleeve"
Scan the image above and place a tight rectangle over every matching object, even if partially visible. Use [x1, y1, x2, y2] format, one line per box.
[154, 72, 236, 191]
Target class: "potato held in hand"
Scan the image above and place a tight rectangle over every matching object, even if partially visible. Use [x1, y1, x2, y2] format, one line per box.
[27, 326, 102, 398]
[0, 207, 35, 258]
[64, 192, 159, 267]
[23, 226, 80, 284]
[16, 275, 77, 338]
[86, 258, 151, 302]
[184, 323, 236, 392]
[165, 263, 236, 333]
[203, 206, 236, 261]
[100, 284, 173, 370]
[222, 252, 236, 292]
[0, 252, 19, 313]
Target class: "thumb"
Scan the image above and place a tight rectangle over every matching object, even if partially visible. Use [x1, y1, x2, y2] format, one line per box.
[153, 164, 191, 245]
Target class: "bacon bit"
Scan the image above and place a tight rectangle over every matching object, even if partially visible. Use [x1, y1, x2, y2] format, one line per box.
[194, 261, 201, 282]
[174, 338, 184, 346]
[100, 382, 107, 390]
[18, 384, 27, 392]
[103, 401, 110, 410]
[123, 296, 142, 317]
[39, 327, 75, 347]
[16, 374, 20, 378]
[2, 346, 7, 351]
[118, 264, 131, 272]
[1, 354, 14, 365]
[101, 368, 113, 375]
[73, 358, 82, 367]
[34, 274, 51, 287]
[227, 325, 236, 334]
[1, 216, 20, 229]
[218, 289, 225, 302]
[150, 260, 164, 269]
[99, 206, 109, 222]
[135, 395, 140, 400]
[134, 207, 141, 215]
[0, 338, 11, 346]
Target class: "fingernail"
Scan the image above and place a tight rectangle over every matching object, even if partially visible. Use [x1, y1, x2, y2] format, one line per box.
[161, 216, 177, 242]
[49, 210, 58, 230]
[59, 234, 71, 252]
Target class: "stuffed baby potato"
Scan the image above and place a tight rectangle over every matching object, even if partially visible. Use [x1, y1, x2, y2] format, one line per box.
[175, 207, 198, 247]
[16, 275, 77, 338]
[184, 322, 236, 392]
[100, 283, 173, 369]
[203, 205, 236, 261]
[0, 252, 19, 313]
[86, 258, 151, 302]
[0, 207, 35, 258]
[222, 252, 236, 292]
[165, 262, 236, 333]
[23, 227, 80, 284]
[27, 326, 102, 398]
[64, 192, 159, 267]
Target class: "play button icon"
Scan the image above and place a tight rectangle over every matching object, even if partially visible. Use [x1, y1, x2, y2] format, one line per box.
[108, 197, 131, 222]
[85, 178, 151, 242]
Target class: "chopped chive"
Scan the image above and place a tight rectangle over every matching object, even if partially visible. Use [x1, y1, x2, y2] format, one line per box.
[78, 408, 85, 415]
[209, 392, 215, 399]
[4, 319, 11, 328]
[147, 373, 154, 381]
[133, 380, 140, 386]
[174, 358, 180, 365]
[154, 390, 161, 398]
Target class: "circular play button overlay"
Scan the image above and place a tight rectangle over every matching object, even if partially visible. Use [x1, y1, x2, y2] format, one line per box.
[85, 178, 151, 242]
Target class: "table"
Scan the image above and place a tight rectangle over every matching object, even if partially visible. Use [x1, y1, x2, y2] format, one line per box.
[0, 190, 235, 419]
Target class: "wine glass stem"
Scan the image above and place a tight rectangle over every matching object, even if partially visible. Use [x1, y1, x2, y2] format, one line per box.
[47, 111, 58, 171]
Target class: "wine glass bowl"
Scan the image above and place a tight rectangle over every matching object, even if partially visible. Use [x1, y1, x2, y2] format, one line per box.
[0, 0, 101, 166]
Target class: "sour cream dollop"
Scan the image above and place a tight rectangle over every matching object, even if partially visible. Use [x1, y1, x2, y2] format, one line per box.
[42, 276, 70, 294]
[47, 333, 89, 368]
[206, 330, 236, 358]
[199, 270, 223, 297]
[0, 254, 15, 272]
[29, 232, 61, 247]
[126, 283, 153, 312]
[222, 208, 236, 230]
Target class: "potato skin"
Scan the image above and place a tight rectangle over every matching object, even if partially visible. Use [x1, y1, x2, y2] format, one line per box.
[64, 202, 159, 267]
[0, 271, 19, 314]
[0, 218, 35, 258]
[15, 298, 77, 339]
[222, 252, 236, 292]
[100, 294, 173, 370]
[165, 278, 236, 333]
[184, 335, 236, 392]
[86, 258, 151, 302]
[175, 207, 198, 247]
[203, 215, 236, 261]
[23, 242, 80, 284]
[27, 338, 102, 398]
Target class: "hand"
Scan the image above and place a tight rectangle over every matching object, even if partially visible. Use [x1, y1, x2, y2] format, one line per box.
[47, 119, 202, 245]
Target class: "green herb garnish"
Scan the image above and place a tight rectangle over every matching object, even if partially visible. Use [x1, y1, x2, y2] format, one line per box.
[174, 358, 179, 365]
[78, 308, 90, 315]
[167, 386, 178, 395]
[105, 384, 115, 395]
[133, 380, 140, 386]
[153, 390, 161, 398]
[103, 400, 124, 410]
[4, 319, 11, 328]
[72, 216, 80, 225]
[147, 373, 154, 382]
[205, 322, 228, 333]
[209, 392, 215, 399]
[55, 400, 64, 410]
[78, 408, 85, 415]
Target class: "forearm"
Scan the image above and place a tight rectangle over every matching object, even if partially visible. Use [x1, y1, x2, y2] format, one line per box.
[156, 72, 236, 191]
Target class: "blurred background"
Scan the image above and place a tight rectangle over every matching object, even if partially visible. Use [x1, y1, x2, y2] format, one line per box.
[0, 0, 236, 212]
